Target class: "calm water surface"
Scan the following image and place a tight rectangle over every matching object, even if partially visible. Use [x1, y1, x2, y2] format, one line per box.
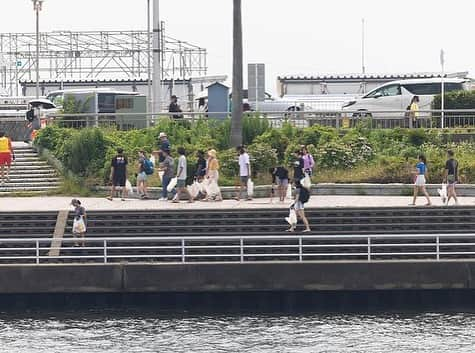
[0, 310, 473, 352]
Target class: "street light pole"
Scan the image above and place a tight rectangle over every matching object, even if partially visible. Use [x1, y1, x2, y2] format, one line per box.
[32, 0, 44, 99]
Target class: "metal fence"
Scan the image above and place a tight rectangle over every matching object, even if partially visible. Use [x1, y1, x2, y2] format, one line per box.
[2, 233, 475, 265]
[3, 109, 475, 130]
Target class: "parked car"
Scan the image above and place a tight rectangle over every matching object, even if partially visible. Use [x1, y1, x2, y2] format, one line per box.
[341, 78, 471, 118]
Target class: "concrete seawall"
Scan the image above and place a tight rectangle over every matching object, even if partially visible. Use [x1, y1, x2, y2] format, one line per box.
[1, 261, 474, 294]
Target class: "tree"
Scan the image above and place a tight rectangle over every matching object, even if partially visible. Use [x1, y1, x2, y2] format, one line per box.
[230, 0, 243, 147]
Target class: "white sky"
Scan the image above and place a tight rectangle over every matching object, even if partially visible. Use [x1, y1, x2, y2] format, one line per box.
[0, 0, 474, 95]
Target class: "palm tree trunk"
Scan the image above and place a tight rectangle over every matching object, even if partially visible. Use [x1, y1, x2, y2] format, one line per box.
[230, 0, 243, 147]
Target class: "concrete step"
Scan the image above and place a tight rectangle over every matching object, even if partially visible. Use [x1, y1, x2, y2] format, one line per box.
[0, 186, 59, 192]
[7, 172, 58, 178]
[8, 165, 56, 171]
[1, 178, 61, 183]
[9, 160, 49, 166]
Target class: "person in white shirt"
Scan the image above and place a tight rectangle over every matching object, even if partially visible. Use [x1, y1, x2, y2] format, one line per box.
[236, 145, 252, 201]
[173, 147, 194, 203]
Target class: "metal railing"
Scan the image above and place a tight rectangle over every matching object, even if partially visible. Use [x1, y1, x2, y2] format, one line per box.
[2, 109, 475, 130]
[2, 233, 475, 265]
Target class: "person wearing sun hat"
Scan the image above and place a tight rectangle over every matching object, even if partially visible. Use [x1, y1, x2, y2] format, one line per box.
[203, 149, 222, 201]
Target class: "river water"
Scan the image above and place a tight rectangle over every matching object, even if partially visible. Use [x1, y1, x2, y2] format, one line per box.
[0, 310, 473, 352]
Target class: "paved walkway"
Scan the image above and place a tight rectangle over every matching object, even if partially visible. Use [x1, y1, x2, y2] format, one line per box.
[0, 195, 472, 212]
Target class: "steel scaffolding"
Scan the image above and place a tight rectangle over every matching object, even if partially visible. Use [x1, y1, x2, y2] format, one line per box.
[0, 25, 207, 96]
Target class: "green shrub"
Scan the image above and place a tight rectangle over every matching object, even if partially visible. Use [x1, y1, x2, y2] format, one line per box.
[62, 128, 107, 177]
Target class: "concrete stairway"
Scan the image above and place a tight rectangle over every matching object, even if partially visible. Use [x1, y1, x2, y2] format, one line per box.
[2, 206, 475, 264]
[0, 143, 61, 194]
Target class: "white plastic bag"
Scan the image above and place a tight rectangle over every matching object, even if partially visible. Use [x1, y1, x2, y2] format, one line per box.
[72, 216, 86, 234]
[125, 179, 133, 195]
[149, 155, 156, 166]
[285, 208, 297, 225]
[167, 177, 178, 192]
[438, 183, 447, 204]
[247, 178, 254, 198]
[286, 184, 292, 200]
[187, 181, 200, 199]
[206, 180, 220, 198]
[197, 180, 207, 194]
[301, 174, 311, 190]
[158, 170, 164, 182]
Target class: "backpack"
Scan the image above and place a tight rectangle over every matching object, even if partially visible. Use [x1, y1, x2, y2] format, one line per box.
[299, 187, 310, 204]
[144, 159, 154, 175]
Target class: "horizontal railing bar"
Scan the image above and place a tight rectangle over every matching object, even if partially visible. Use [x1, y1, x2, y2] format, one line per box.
[3, 233, 475, 243]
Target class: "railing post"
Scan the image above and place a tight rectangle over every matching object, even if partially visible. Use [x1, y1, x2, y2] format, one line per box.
[299, 236, 303, 262]
[103, 240, 107, 264]
[436, 235, 440, 261]
[240, 238, 244, 263]
[367, 237, 371, 262]
[36, 240, 40, 265]
[182, 239, 186, 263]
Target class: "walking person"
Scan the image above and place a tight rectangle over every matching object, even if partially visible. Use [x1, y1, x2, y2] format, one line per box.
[159, 149, 175, 201]
[195, 150, 207, 182]
[235, 145, 252, 201]
[444, 150, 459, 205]
[107, 148, 128, 201]
[287, 180, 311, 233]
[411, 154, 432, 206]
[0, 131, 14, 186]
[137, 150, 152, 200]
[408, 95, 420, 128]
[71, 199, 87, 247]
[270, 165, 289, 202]
[173, 147, 194, 203]
[195, 150, 207, 200]
[301, 145, 315, 176]
[203, 149, 222, 201]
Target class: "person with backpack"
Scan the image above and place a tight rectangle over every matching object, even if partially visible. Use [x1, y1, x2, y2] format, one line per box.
[0, 131, 15, 186]
[286, 179, 311, 233]
[137, 150, 153, 200]
[172, 147, 194, 203]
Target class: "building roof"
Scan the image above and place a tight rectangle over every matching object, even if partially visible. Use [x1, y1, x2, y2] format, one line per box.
[278, 72, 469, 81]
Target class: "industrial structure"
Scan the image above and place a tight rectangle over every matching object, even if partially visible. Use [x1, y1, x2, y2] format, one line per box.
[0, 26, 208, 106]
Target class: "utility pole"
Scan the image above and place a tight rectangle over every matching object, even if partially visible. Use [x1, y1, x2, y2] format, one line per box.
[32, 0, 44, 99]
[230, 0, 243, 147]
[152, 0, 161, 114]
[440, 49, 445, 129]
[147, 0, 152, 123]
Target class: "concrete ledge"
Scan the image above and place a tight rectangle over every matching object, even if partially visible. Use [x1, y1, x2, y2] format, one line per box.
[1, 261, 475, 294]
[93, 183, 475, 199]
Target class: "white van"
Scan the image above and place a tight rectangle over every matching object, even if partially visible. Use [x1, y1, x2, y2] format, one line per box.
[342, 78, 470, 117]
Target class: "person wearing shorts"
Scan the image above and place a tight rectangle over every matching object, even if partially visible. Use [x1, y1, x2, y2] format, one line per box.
[137, 150, 150, 200]
[0, 131, 14, 186]
[236, 146, 251, 201]
[411, 154, 431, 206]
[270, 166, 289, 202]
[107, 148, 128, 201]
[173, 147, 194, 203]
[444, 150, 459, 205]
[287, 182, 311, 233]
